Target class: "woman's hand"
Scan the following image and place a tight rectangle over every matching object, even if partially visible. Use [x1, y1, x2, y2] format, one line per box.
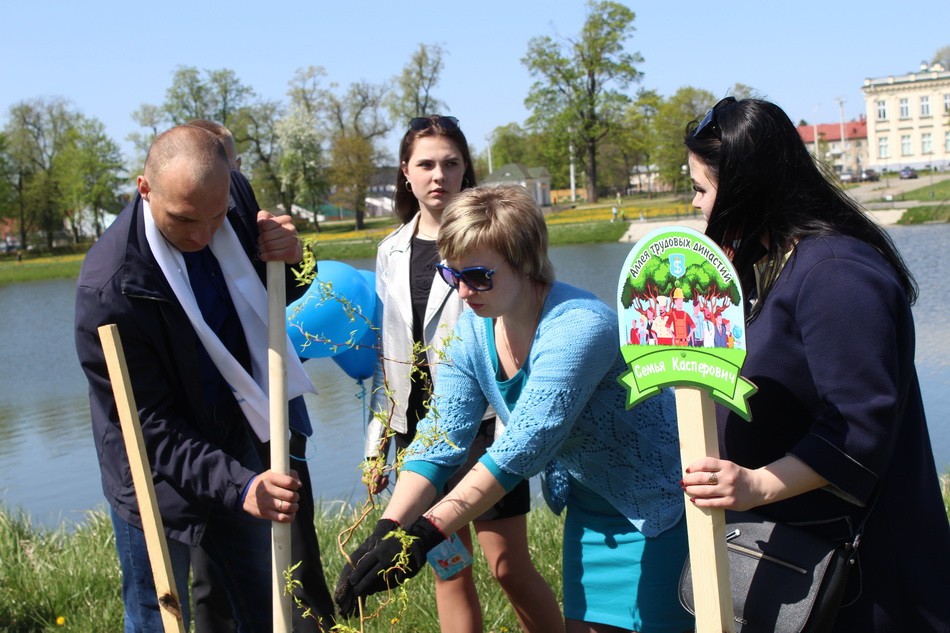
[682, 457, 765, 511]
[683, 455, 829, 511]
[347, 517, 445, 598]
[334, 518, 401, 618]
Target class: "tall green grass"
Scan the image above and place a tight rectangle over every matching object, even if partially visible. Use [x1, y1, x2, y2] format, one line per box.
[0, 508, 124, 632]
[0, 502, 565, 632]
[3, 486, 949, 632]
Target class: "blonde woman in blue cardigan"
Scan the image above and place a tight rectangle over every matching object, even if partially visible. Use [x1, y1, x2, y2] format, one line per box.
[337, 184, 693, 633]
[351, 117, 561, 633]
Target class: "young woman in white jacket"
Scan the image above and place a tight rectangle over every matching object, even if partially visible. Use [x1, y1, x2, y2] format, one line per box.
[347, 115, 562, 633]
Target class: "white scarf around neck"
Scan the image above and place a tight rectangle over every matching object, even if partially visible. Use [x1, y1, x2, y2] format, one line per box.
[142, 200, 315, 441]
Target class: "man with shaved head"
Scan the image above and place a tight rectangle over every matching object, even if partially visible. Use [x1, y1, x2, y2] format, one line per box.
[186, 118, 242, 171]
[183, 119, 337, 633]
[76, 125, 313, 632]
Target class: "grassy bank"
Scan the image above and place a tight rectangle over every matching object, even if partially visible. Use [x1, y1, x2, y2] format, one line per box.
[899, 177, 950, 204]
[0, 502, 563, 632]
[898, 204, 950, 224]
[5, 483, 949, 632]
[886, 178, 950, 224]
[0, 255, 86, 286]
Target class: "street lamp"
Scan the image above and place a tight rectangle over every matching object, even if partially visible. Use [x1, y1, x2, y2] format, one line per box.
[835, 96, 847, 172]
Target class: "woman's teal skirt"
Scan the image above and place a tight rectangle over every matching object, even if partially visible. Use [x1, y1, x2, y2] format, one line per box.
[562, 480, 693, 632]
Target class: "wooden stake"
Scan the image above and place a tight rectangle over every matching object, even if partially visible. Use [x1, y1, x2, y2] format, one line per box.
[98, 325, 186, 633]
[267, 260, 292, 633]
[675, 386, 735, 633]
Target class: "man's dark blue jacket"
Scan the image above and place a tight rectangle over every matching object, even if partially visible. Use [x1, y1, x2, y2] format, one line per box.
[75, 171, 305, 546]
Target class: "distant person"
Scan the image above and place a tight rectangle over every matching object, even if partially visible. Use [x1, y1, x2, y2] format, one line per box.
[184, 119, 336, 633]
[681, 97, 950, 632]
[348, 115, 561, 633]
[76, 125, 310, 633]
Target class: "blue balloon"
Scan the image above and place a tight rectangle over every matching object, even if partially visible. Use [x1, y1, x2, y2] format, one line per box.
[287, 261, 373, 358]
[331, 270, 381, 381]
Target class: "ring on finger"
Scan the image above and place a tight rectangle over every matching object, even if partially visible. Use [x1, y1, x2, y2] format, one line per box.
[708, 472, 719, 486]
[277, 499, 284, 512]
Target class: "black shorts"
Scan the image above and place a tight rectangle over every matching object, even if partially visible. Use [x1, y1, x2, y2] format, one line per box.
[394, 416, 531, 522]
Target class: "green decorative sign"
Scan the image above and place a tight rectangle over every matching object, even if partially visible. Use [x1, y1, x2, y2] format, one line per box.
[616, 226, 756, 419]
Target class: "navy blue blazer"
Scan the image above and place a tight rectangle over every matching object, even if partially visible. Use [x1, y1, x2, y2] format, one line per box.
[720, 234, 950, 631]
[75, 171, 306, 546]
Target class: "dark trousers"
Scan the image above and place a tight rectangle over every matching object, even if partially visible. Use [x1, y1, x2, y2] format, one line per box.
[114, 431, 272, 633]
[192, 430, 335, 632]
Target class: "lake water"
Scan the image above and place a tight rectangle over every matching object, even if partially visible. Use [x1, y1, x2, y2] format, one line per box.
[1, 227, 948, 527]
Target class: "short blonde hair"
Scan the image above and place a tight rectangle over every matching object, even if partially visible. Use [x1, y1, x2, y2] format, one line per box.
[438, 184, 554, 284]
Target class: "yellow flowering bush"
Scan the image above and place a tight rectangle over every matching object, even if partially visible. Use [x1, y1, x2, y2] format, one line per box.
[305, 227, 395, 243]
[546, 202, 693, 225]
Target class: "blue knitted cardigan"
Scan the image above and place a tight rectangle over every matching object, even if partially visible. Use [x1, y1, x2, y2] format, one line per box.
[404, 281, 684, 537]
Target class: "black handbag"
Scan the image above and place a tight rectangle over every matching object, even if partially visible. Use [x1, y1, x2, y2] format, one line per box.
[679, 510, 859, 633]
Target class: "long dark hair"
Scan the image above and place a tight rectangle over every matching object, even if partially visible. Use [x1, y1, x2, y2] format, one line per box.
[393, 114, 477, 224]
[684, 98, 917, 314]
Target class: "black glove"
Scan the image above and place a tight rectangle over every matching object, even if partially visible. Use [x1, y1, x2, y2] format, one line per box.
[334, 518, 400, 619]
[349, 516, 446, 598]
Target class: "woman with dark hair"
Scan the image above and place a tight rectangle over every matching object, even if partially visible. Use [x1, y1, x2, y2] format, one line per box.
[682, 97, 950, 632]
[351, 116, 561, 632]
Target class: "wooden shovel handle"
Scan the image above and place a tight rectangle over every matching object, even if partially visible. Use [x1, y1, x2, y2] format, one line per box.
[267, 260, 292, 632]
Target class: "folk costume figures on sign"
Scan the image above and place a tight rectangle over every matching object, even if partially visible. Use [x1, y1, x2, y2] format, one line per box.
[344, 116, 561, 633]
[682, 97, 950, 632]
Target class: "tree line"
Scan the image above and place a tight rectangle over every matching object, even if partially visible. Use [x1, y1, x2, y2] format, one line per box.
[11, 1, 935, 248]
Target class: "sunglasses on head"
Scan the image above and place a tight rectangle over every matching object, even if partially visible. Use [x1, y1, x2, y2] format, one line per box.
[409, 116, 460, 132]
[435, 260, 504, 292]
[693, 96, 737, 139]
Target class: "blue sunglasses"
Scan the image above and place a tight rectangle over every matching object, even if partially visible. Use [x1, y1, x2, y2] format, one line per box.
[435, 261, 504, 292]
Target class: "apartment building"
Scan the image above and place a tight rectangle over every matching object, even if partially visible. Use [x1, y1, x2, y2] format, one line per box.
[862, 62, 950, 172]
[798, 116, 869, 175]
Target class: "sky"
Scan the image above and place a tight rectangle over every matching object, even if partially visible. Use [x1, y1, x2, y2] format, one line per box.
[2, 0, 948, 169]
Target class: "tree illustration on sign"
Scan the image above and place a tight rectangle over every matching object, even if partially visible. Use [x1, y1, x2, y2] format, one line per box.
[621, 255, 740, 320]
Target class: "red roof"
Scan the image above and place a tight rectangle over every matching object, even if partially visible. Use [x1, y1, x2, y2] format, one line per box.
[798, 117, 867, 143]
[0, 217, 16, 240]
